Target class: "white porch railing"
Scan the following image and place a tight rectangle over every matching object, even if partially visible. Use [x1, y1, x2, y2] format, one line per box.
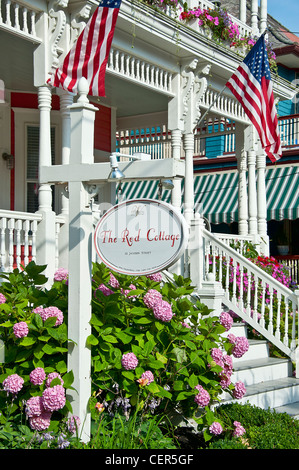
[0, 210, 42, 272]
[201, 227, 299, 372]
[116, 115, 299, 159]
[0, 0, 42, 43]
[116, 123, 172, 159]
[0, 210, 65, 273]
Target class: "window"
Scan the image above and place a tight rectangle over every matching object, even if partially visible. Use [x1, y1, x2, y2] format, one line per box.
[26, 125, 56, 212]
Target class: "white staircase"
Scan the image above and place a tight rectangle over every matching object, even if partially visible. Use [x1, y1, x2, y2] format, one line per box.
[221, 322, 299, 419]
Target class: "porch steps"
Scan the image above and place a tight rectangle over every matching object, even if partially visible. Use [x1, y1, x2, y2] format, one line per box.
[220, 323, 299, 419]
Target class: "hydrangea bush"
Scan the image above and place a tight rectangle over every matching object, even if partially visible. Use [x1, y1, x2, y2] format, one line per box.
[0, 262, 75, 447]
[0, 261, 250, 447]
[89, 262, 248, 442]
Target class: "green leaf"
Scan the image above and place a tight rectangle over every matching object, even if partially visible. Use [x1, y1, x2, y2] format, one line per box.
[115, 331, 132, 344]
[156, 352, 167, 364]
[42, 344, 59, 355]
[0, 321, 13, 328]
[86, 334, 99, 346]
[62, 370, 74, 388]
[173, 380, 184, 391]
[19, 336, 36, 347]
[101, 334, 118, 343]
[133, 317, 153, 324]
[188, 373, 198, 388]
[170, 347, 187, 363]
[147, 359, 165, 370]
[122, 371, 135, 381]
[176, 391, 193, 400]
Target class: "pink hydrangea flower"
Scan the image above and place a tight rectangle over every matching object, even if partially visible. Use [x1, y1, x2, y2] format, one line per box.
[233, 420, 246, 437]
[152, 300, 173, 322]
[211, 348, 223, 364]
[220, 311, 233, 331]
[209, 421, 223, 435]
[233, 381, 246, 399]
[231, 336, 249, 358]
[121, 352, 138, 370]
[13, 321, 29, 339]
[29, 411, 52, 431]
[109, 273, 120, 288]
[143, 289, 162, 309]
[54, 268, 68, 281]
[139, 370, 154, 385]
[181, 322, 191, 328]
[96, 284, 114, 296]
[2, 374, 24, 394]
[25, 396, 45, 417]
[30, 367, 46, 385]
[146, 272, 162, 282]
[42, 384, 66, 412]
[67, 415, 81, 434]
[219, 376, 231, 389]
[34, 306, 64, 327]
[121, 284, 137, 297]
[0, 293, 6, 304]
[46, 372, 64, 388]
[194, 385, 210, 407]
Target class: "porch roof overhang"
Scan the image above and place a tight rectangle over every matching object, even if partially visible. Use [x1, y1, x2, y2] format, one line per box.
[193, 165, 299, 224]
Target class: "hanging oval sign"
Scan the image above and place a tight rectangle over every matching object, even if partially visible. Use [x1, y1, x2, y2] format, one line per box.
[94, 198, 189, 275]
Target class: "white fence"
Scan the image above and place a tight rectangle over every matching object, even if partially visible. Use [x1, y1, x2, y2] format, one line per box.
[0, 210, 65, 274]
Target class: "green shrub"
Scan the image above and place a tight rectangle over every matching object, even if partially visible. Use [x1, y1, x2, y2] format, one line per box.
[213, 402, 299, 449]
[0, 262, 257, 448]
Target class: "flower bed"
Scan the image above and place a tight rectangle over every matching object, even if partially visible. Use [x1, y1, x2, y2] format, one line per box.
[0, 261, 251, 448]
[140, 1, 278, 72]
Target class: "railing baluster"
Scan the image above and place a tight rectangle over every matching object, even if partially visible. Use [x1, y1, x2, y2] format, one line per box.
[8, 219, 14, 271]
[23, 219, 30, 266]
[0, 218, 7, 270]
[284, 297, 289, 347]
[275, 293, 281, 341]
[15, 219, 22, 269]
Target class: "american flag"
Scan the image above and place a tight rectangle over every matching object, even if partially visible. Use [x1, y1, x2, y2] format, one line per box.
[226, 34, 281, 163]
[48, 0, 121, 97]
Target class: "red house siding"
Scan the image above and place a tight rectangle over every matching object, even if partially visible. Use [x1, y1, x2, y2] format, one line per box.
[9, 93, 111, 209]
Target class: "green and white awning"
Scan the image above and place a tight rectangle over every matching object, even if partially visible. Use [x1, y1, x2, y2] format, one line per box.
[118, 165, 299, 224]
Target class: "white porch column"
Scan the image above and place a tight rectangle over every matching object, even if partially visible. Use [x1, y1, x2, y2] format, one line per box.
[239, 0, 246, 24]
[36, 85, 56, 283]
[256, 149, 269, 255]
[251, 0, 259, 36]
[58, 90, 73, 215]
[38, 85, 53, 212]
[171, 128, 183, 211]
[247, 149, 258, 236]
[235, 124, 248, 235]
[183, 132, 195, 226]
[260, 0, 268, 34]
[245, 125, 258, 236]
[57, 91, 74, 269]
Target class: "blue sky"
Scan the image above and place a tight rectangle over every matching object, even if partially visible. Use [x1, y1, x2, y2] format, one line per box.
[267, 0, 299, 34]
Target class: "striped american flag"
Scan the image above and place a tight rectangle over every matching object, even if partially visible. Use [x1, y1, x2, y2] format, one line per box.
[48, 0, 121, 97]
[226, 34, 281, 163]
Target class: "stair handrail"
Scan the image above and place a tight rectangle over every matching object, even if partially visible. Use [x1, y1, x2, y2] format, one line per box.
[201, 227, 299, 373]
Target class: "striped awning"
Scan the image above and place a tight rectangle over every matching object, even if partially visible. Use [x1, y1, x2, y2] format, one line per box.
[194, 165, 299, 224]
[118, 165, 299, 224]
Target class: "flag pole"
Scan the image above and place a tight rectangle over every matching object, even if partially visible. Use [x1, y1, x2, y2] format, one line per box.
[196, 31, 268, 130]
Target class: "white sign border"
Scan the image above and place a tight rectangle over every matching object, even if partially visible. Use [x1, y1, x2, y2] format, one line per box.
[94, 198, 189, 276]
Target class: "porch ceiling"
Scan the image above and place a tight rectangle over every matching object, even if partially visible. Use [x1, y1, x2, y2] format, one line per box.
[0, 29, 169, 118]
[0, 30, 35, 93]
